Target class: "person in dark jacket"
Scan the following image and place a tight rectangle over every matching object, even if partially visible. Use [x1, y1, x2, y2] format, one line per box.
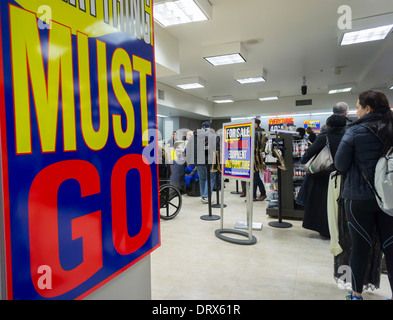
[240, 118, 267, 201]
[306, 127, 317, 144]
[335, 90, 393, 300]
[185, 121, 217, 203]
[300, 114, 347, 237]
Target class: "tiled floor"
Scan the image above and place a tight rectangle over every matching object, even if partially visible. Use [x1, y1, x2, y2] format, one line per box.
[151, 180, 391, 300]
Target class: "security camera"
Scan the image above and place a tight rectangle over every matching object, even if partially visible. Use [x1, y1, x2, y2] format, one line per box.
[301, 76, 307, 95]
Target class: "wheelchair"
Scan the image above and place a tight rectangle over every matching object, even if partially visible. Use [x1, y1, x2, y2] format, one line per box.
[158, 148, 183, 220]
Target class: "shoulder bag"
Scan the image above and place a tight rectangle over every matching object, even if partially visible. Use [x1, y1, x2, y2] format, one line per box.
[304, 136, 334, 174]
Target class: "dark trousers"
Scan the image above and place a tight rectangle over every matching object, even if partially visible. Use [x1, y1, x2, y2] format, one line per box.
[241, 172, 266, 199]
[345, 199, 393, 295]
[253, 171, 266, 199]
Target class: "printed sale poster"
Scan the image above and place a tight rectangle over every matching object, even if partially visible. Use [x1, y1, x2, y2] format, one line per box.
[268, 118, 294, 131]
[0, 0, 160, 299]
[304, 120, 321, 134]
[223, 123, 253, 180]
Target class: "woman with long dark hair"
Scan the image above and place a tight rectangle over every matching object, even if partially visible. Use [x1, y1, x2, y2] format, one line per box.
[335, 90, 393, 300]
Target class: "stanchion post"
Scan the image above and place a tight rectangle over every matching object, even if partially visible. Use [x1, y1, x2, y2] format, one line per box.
[230, 180, 242, 195]
[212, 171, 226, 208]
[201, 164, 220, 221]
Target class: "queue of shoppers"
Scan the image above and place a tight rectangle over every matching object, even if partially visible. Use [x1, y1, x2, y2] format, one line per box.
[299, 90, 393, 300]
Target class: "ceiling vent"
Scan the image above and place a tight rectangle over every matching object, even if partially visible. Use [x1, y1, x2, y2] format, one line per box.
[158, 89, 165, 100]
[296, 99, 312, 106]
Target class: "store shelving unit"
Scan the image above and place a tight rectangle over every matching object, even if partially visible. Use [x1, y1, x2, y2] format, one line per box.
[265, 132, 305, 220]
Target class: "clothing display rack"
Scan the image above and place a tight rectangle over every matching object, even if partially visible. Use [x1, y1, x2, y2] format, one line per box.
[265, 132, 305, 220]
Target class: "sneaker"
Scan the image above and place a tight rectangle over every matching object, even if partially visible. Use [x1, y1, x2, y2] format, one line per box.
[201, 197, 208, 203]
[345, 293, 363, 300]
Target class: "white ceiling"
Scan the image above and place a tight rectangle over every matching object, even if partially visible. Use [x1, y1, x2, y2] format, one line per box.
[154, 0, 393, 118]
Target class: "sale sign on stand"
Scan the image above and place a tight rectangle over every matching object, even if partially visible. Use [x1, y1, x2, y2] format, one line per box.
[0, 0, 160, 299]
[223, 122, 253, 180]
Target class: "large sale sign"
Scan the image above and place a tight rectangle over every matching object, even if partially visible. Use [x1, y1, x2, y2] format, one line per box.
[268, 118, 294, 131]
[223, 123, 253, 180]
[0, 0, 160, 299]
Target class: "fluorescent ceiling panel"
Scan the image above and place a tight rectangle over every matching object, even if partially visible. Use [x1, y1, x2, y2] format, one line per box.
[204, 53, 246, 66]
[176, 77, 206, 89]
[341, 24, 393, 45]
[231, 117, 254, 121]
[258, 91, 279, 101]
[213, 95, 235, 103]
[237, 77, 265, 84]
[154, 0, 211, 27]
[311, 112, 332, 116]
[328, 83, 354, 94]
[259, 96, 279, 101]
[328, 88, 352, 94]
[203, 42, 247, 66]
[235, 69, 267, 84]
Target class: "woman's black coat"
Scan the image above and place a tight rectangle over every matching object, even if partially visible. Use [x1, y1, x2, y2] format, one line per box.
[299, 125, 346, 236]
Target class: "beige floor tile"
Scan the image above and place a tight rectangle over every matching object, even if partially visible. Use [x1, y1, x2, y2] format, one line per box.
[151, 180, 391, 300]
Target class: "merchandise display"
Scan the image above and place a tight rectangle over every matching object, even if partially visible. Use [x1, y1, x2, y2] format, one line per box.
[265, 132, 305, 219]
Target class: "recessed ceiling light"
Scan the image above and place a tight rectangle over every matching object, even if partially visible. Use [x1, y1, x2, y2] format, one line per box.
[213, 95, 235, 103]
[328, 83, 354, 94]
[311, 112, 332, 116]
[177, 83, 204, 89]
[175, 77, 206, 89]
[328, 88, 352, 94]
[341, 24, 393, 46]
[231, 117, 254, 121]
[235, 69, 267, 84]
[203, 42, 247, 66]
[259, 96, 279, 101]
[204, 53, 246, 66]
[258, 91, 279, 101]
[153, 0, 211, 27]
[236, 77, 265, 84]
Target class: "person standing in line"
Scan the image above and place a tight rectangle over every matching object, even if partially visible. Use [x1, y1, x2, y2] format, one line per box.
[300, 114, 347, 237]
[335, 90, 393, 300]
[167, 131, 178, 147]
[253, 118, 267, 201]
[185, 121, 217, 203]
[306, 126, 317, 144]
[240, 119, 267, 201]
[320, 102, 352, 133]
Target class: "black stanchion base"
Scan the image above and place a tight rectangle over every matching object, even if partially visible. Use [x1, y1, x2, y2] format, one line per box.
[215, 229, 257, 245]
[200, 214, 220, 221]
[230, 191, 242, 195]
[211, 203, 227, 208]
[268, 221, 292, 228]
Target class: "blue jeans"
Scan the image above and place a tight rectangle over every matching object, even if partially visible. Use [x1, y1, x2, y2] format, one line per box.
[196, 165, 216, 198]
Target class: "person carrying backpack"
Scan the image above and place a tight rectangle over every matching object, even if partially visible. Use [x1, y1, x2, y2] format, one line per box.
[335, 90, 393, 300]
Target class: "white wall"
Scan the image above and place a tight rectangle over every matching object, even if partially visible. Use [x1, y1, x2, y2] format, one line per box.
[85, 256, 151, 300]
[157, 83, 214, 118]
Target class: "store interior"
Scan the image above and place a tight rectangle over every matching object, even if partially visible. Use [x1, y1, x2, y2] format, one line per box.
[150, 0, 393, 300]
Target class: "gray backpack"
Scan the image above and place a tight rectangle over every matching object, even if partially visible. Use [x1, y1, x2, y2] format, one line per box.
[374, 147, 393, 216]
[357, 123, 393, 216]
